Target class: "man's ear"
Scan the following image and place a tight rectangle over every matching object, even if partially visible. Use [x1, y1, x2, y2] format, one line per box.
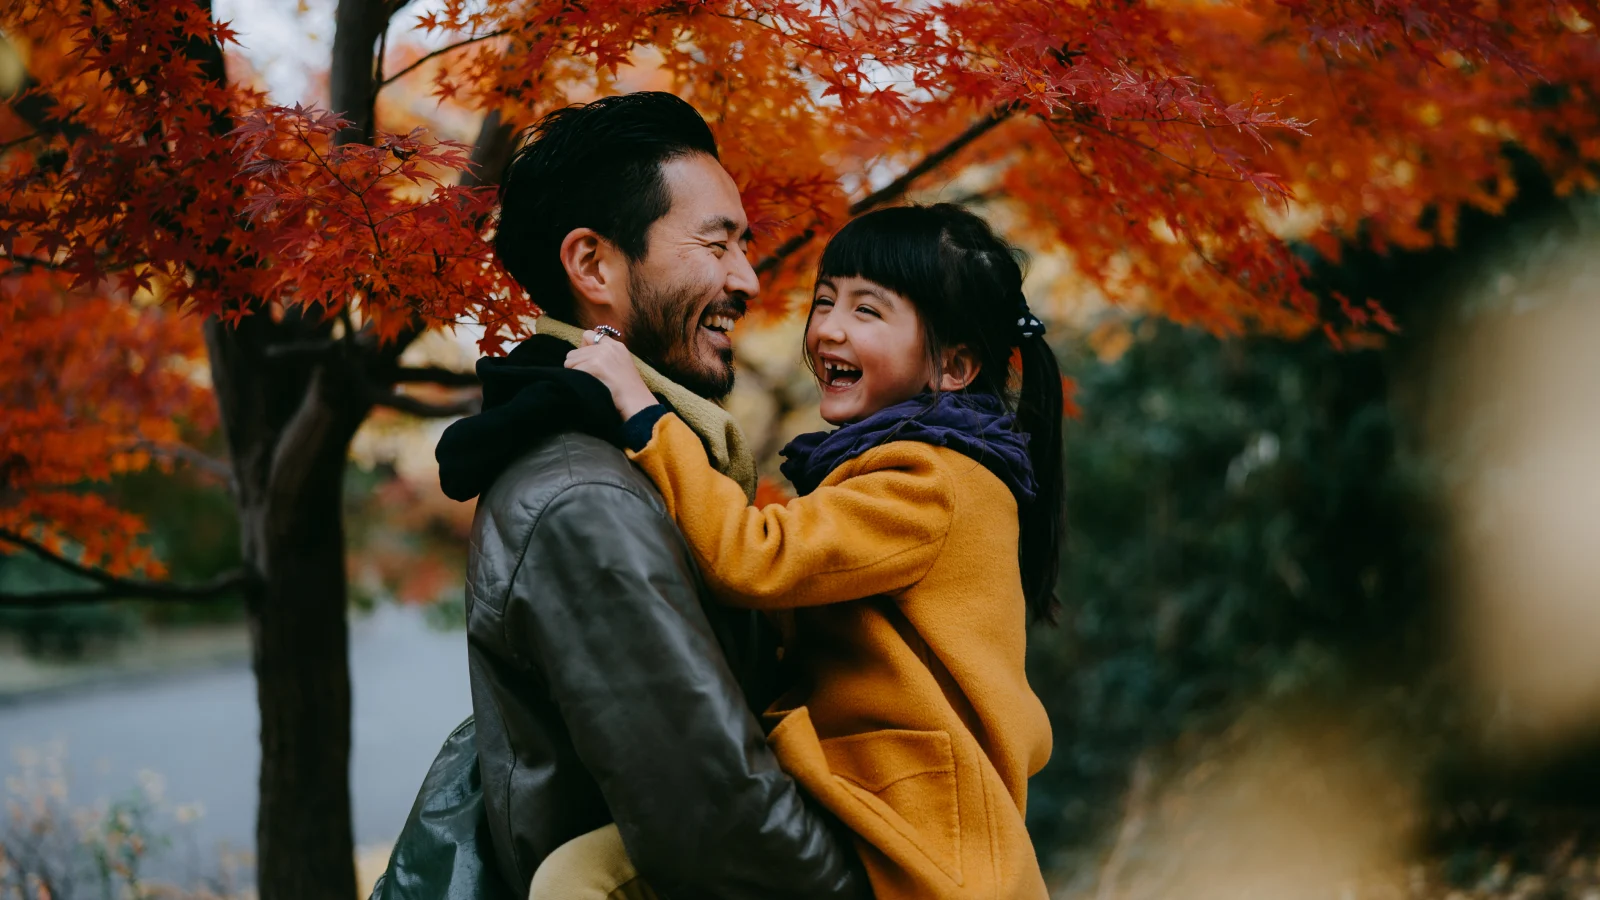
[933, 345, 981, 392]
[559, 227, 629, 324]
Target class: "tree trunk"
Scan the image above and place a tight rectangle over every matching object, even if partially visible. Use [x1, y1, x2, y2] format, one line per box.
[248, 466, 359, 900]
[206, 315, 372, 900]
[330, 0, 391, 144]
[192, 3, 508, 894]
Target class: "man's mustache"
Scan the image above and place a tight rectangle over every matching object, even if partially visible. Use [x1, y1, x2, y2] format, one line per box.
[701, 295, 748, 320]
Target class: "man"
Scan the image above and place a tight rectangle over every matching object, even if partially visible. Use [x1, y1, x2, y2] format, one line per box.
[373, 93, 868, 900]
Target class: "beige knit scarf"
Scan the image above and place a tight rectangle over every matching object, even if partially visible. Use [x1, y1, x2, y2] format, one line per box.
[536, 316, 757, 501]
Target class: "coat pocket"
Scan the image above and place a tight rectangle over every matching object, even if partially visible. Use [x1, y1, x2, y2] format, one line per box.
[822, 729, 963, 884]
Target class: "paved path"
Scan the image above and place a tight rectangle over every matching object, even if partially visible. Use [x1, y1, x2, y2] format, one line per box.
[0, 604, 472, 883]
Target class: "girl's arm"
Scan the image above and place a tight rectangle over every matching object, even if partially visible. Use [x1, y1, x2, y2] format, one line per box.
[564, 331, 953, 608]
[627, 412, 953, 609]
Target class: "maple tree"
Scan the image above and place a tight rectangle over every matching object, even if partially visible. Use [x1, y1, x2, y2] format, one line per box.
[1, 0, 1596, 896]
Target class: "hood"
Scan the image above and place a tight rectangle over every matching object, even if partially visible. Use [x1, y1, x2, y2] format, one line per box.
[434, 335, 623, 502]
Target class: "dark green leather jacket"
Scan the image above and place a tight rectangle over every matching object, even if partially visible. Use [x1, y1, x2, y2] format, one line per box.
[373, 337, 866, 900]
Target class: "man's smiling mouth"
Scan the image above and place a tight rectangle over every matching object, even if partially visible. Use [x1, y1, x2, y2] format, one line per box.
[700, 312, 738, 334]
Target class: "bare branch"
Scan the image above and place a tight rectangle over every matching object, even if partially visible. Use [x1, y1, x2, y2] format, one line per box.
[378, 31, 508, 89]
[374, 389, 481, 418]
[266, 365, 350, 510]
[0, 529, 250, 606]
[6, 73, 92, 142]
[128, 441, 234, 482]
[3, 253, 148, 274]
[263, 325, 383, 360]
[0, 130, 41, 152]
[263, 339, 341, 360]
[0, 573, 249, 607]
[846, 104, 1017, 217]
[384, 365, 479, 387]
[752, 229, 822, 279]
[755, 104, 1015, 276]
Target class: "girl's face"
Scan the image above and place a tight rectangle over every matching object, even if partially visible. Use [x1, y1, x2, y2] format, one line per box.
[806, 275, 938, 425]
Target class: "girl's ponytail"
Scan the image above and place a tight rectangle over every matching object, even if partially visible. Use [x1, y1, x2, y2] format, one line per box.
[1015, 331, 1064, 624]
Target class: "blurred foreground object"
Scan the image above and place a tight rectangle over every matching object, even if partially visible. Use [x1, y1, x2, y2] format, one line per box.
[1437, 229, 1600, 752]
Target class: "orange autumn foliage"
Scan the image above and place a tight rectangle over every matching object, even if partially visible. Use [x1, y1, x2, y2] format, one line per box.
[0, 273, 214, 576]
[2, 0, 1598, 578]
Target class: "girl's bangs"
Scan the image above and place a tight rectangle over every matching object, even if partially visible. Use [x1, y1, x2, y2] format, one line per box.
[816, 208, 945, 306]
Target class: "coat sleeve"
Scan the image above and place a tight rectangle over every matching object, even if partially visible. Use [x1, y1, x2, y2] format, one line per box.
[504, 480, 869, 900]
[628, 413, 954, 609]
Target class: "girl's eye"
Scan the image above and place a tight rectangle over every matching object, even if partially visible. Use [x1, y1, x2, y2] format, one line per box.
[857, 304, 882, 319]
[812, 296, 835, 310]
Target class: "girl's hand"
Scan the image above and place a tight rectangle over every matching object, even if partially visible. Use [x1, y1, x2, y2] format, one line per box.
[564, 330, 658, 420]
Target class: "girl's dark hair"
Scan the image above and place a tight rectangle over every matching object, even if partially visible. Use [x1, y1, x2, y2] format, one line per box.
[815, 204, 1065, 623]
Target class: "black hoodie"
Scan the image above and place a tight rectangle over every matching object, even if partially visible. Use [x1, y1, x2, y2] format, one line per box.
[434, 335, 625, 502]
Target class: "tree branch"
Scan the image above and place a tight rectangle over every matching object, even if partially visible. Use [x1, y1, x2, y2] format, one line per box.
[263, 327, 384, 360]
[374, 390, 481, 418]
[848, 104, 1016, 217]
[755, 104, 1017, 276]
[383, 365, 479, 387]
[4, 253, 148, 274]
[331, 0, 397, 145]
[0, 529, 250, 606]
[5, 74, 92, 142]
[0, 573, 249, 607]
[129, 441, 234, 482]
[0, 130, 41, 152]
[378, 31, 508, 89]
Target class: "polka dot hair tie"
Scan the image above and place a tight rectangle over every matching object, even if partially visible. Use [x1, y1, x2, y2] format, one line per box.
[1017, 307, 1046, 340]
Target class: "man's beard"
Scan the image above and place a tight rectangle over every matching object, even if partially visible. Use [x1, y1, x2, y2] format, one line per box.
[624, 267, 738, 401]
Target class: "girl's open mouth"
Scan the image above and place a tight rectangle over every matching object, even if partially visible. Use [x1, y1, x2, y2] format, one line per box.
[822, 359, 862, 390]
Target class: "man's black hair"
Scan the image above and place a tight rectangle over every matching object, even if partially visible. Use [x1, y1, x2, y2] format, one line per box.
[495, 92, 720, 321]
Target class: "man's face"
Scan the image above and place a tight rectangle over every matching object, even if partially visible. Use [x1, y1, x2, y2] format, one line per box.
[621, 154, 758, 400]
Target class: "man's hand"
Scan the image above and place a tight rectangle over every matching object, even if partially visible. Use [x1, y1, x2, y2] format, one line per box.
[565, 330, 659, 420]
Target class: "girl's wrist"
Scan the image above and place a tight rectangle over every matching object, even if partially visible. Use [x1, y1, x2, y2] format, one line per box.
[614, 384, 657, 420]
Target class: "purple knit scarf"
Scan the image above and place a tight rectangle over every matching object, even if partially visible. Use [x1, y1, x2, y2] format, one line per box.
[779, 391, 1036, 503]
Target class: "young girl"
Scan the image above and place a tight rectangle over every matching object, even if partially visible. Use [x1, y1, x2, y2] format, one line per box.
[559, 203, 1062, 900]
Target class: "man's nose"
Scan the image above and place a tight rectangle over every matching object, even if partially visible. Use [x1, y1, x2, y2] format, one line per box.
[726, 243, 760, 301]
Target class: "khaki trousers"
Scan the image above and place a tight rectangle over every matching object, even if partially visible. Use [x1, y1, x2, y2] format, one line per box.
[528, 824, 659, 900]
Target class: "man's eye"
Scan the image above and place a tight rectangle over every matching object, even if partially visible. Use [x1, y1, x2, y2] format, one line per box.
[709, 242, 728, 255]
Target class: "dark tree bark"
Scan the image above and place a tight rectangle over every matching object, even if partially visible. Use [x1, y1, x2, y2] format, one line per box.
[220, 3, 516, 890]
[330, 0, 394, 145]
[197, 2, 515, 897]
[205, 310, 373, 900]
[205, 4, 390, 897]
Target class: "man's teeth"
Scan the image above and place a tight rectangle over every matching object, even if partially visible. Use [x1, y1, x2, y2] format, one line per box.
[701, 315, 737, 333]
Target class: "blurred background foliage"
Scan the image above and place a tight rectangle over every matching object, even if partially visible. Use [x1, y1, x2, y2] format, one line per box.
[1026, 163, 1600, 890]
[0, 462, 242, 658]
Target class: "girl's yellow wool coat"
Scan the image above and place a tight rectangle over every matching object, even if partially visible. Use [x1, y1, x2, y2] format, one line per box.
[629, 413, 1053, 900]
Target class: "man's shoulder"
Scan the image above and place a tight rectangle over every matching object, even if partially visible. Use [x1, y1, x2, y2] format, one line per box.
[466, 432, 677, 623]
[477, 432, 666, 534]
